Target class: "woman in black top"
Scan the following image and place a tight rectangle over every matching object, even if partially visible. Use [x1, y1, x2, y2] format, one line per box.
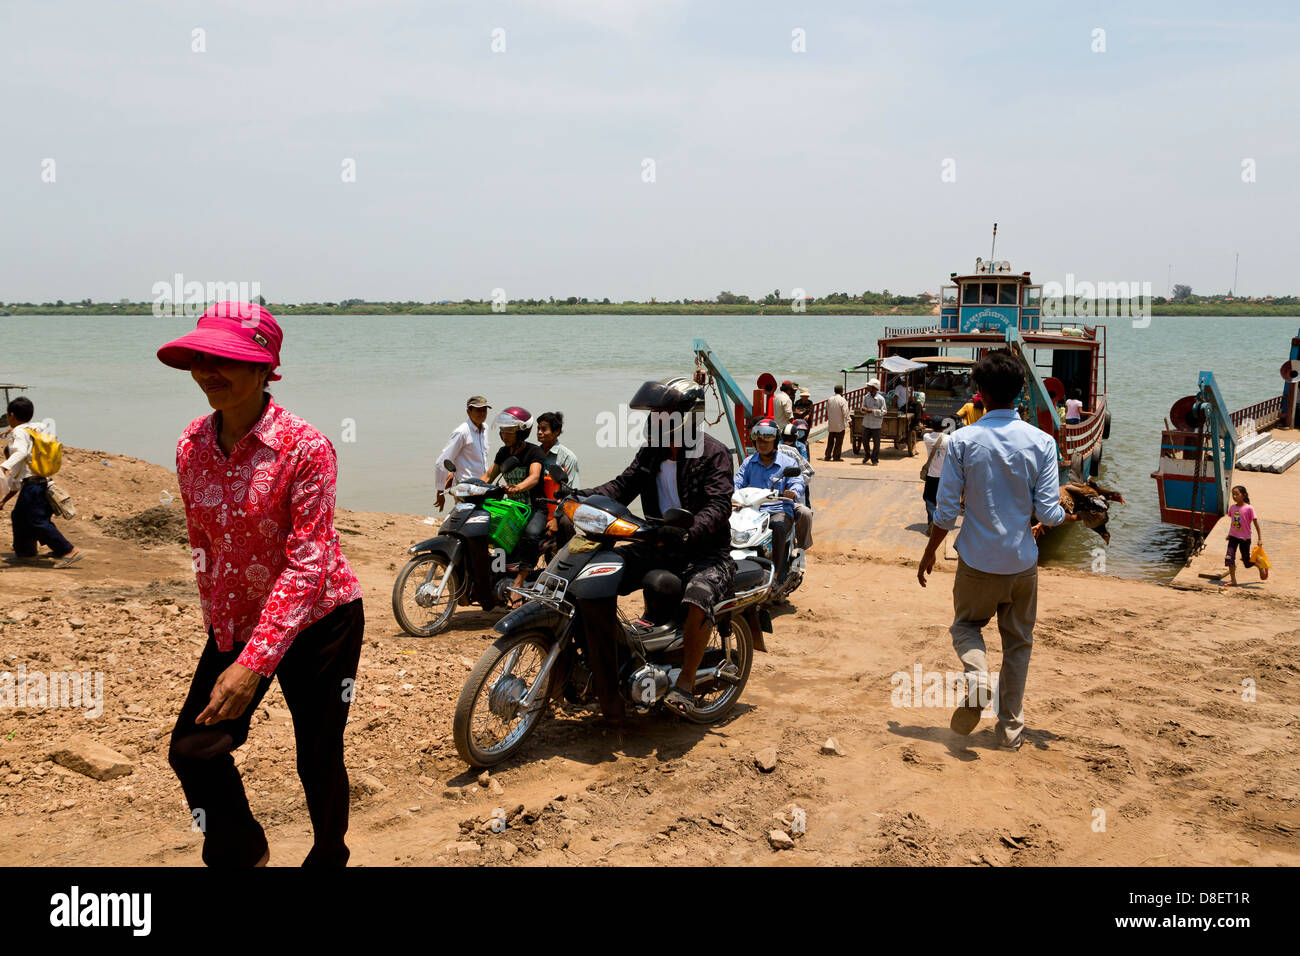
[480, 406, 547, 606]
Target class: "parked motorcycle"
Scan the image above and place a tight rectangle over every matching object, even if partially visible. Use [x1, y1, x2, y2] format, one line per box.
[729, 464, 806, 603]
[451, 488, 774, 767]
[392, 457, 555, 637]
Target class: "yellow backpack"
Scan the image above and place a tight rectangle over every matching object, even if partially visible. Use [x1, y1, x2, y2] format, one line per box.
[24, 425, 63, 478]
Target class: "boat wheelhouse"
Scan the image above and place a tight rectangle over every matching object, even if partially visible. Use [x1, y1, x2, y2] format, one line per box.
[878, 257, 1110, 481]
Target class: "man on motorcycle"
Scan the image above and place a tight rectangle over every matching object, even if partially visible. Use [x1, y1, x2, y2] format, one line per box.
[737, 418, 806, 587]
[571, 377, 735, 719]
[480, 406, 548, 607]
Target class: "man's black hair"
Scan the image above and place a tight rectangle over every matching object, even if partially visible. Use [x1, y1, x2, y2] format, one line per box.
[972, 350, 1024, 407]
[537, 411, 564, 435]
[7, 397, 34, 423]
[834, 384, 844, 394]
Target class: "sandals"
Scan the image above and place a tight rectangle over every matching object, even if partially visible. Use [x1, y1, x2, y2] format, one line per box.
[662, 686, 697, 718]
[54, 552, 83, 569]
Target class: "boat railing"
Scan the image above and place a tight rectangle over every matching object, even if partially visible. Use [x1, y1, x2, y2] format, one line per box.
[807, 384, 873, 428]
[1231, 395, 1284, 432]
[881, 324, 942, 339]
[1060, 396, 1108, 458]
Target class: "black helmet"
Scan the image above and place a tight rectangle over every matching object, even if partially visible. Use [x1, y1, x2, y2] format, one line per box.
[629, 376, 705, 415]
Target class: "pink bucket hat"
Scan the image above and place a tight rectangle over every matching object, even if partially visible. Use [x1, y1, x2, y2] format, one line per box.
[157, 302, 283, 381]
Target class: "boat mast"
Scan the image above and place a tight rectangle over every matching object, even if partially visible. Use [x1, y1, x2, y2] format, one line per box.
[989, 222, 998, 264]
[1231, 252, 1239, 297]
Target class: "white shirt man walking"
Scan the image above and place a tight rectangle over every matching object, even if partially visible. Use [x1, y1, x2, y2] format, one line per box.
[917, 350, 1078, 751]
[434, 396, 491, 512]
[858, 380, 887, 466]
[823, 385, 851, 461]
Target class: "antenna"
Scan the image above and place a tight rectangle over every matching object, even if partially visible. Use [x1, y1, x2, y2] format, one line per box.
[989, 223, 998, 266]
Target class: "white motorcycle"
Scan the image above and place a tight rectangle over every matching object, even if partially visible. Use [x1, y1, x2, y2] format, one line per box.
[729, 465, 805, 603]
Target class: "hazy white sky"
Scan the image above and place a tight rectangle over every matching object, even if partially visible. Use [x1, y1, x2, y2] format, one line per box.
[3, 0, 1296, 302]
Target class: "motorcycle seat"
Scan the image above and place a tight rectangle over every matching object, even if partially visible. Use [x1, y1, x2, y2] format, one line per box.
[735, 557, 772, 592]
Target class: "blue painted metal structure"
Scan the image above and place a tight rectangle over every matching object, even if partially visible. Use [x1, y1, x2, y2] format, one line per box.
[1151, 371, 1237, 534]
[693, 337, 752, 462]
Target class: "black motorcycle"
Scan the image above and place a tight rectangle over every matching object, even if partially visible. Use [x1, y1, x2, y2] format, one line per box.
[451, 486, 775, 768]
[392, 457, 556, 637]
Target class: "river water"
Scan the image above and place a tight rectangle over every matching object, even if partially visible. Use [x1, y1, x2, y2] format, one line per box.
[6, 313, 1295, 582]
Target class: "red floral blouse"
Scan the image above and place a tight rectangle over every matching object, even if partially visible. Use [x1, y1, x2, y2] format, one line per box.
[177, 399, 363, 677]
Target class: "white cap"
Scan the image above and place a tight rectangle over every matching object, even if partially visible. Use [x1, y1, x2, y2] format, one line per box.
[867, 378, 880, 388]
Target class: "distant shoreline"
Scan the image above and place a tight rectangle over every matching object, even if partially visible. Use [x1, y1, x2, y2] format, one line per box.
[5, 303, 1300, 318]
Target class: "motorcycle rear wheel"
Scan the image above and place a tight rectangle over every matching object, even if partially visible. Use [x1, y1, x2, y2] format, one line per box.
[392, 554, 461, 637]
[454, 630, 554, 767]
[680, 614, 754, 724]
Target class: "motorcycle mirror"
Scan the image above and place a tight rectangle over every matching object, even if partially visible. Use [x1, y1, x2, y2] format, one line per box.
[443, 459, 457, 473]
[662, 507, 693, 529]
[544, 463, 569, 486]
[782, 465, 801, 477]
[498, 456, 519, 474]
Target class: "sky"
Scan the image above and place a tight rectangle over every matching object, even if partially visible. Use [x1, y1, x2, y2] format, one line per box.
[3, 0, 1297, 303]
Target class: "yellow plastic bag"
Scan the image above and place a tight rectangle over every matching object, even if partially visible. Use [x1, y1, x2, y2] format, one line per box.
[1251, 545, 1270, 579]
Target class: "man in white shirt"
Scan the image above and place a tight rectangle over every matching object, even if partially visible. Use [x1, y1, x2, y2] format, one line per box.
[859, 380, 887, 466]
[823, 385, 851, 461]
[920, 420, 948, 531]
[0, 397, 81, 567]
[434, 396, 491, 512]
[891, 379, 912, 411]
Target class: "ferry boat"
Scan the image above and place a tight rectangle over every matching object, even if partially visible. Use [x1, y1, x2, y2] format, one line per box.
[875, 257, 1111, 483]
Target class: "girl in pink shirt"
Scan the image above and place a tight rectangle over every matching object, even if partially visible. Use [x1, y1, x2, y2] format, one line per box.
[1224, 485, 1263, 587]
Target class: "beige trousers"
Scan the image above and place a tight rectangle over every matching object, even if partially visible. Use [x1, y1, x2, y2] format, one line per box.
[950, 558, 1038, 746]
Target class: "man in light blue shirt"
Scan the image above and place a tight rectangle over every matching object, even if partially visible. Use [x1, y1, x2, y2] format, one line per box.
[917, 350, 1077, 752]
[735, 418, 805, 586]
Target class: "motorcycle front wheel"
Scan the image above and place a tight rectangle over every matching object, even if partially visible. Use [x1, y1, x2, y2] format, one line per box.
[681, 614, 754, 724]
[392, 554, 461, 637]
[454, 630, 554, 767]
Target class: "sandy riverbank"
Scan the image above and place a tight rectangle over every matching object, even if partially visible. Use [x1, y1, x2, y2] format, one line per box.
[1, 446, 1296, 866]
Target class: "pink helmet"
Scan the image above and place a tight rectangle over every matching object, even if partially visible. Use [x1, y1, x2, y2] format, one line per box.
[494, 406, 534, 441]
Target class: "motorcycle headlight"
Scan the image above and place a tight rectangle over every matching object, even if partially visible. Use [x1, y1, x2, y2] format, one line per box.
[448, 482, 483, 499]
[570, 503, 638, 537]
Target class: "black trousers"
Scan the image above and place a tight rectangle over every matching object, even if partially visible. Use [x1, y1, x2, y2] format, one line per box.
[512, 508, 549, 570]
[12, 479, 74, 558]
[861, 427, 881, 463]
[769, 511, 794, 584]
[169, 599, 364, 867]
[824, 430, 845, 461]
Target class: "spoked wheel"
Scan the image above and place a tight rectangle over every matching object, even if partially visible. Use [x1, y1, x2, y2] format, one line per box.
[392, 554, 462, 637]
[679, 615, 753, 724]
[453, 630, 554, 768]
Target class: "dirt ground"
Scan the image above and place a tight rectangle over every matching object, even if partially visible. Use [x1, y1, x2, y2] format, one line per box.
[1, 446, 1296, 866]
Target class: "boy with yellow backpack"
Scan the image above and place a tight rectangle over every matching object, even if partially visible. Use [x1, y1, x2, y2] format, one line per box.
[0, 397, 81, 567]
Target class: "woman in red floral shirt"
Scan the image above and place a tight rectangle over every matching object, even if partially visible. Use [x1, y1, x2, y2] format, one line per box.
[158, 302, 364, 867]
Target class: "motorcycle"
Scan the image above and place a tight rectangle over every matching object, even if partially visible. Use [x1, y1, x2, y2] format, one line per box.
[451, 484, 774, 768]
[392, 457, 556, 637]
[729, 464, 806, 603]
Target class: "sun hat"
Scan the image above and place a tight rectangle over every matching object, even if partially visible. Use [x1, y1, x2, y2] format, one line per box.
[467, 396, 491, 409]
[157, 302, 283, 380]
